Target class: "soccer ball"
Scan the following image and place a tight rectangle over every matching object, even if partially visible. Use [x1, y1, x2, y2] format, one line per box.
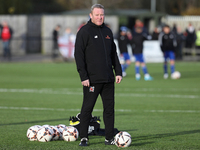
[56, 124, 67, 140]
[62, 126, 79, 142]
[114, 131, 132, 147]
[171, 71, 181, 79]
[37, 127, 53, 142]
[42, 124, 51, 127]
[50, 126, 60, 141]
[27, 125, 41, 141]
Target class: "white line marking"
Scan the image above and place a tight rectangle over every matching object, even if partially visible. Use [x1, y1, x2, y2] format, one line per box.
[116, 88, 199, 92]
[0, 88, 199, 99]
[0, 106, 199, 113]
[144, 110, 200, 113]
[0, 106, 131, 112]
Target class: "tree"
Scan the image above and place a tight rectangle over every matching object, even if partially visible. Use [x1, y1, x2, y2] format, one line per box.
[0, 0, 32, 14]
[1, 0, 200, 15]
[0, 0, 65, 14]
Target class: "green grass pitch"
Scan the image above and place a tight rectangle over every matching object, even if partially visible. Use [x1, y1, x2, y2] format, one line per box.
[0, 61, 200, 150]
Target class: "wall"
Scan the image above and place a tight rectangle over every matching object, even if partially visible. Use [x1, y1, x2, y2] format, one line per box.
[0, 15, 119, 56]
[41, 15, 119, 54]
[0, 15, 27, 55]
[161, 16, 200, 32]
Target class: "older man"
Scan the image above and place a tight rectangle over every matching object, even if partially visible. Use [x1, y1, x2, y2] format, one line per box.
[74, 4, 122, 146]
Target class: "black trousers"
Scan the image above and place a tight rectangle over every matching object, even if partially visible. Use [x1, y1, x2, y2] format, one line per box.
[80, 82, 115, 140]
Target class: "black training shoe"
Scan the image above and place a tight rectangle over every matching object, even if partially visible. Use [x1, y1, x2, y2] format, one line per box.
[105, 138, 115, 145]
[79, 138, 88, 146]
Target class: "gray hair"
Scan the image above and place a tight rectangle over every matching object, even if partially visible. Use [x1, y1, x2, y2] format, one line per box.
[91, 4, 104, 13]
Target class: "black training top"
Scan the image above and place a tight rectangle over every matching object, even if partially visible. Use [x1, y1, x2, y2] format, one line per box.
[74, 19, 122, 84]
[159, 32, 177, 52]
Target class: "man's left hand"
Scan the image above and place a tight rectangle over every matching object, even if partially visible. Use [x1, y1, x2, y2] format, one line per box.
[116, 76, 122, 84]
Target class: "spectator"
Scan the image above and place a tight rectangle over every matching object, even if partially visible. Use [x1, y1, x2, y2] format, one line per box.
[151, 27, 160, 40]
[117, 26, 131, 77]
[130, 26, 153, 81]
[57, 27, 76, 61]
[52, 25, 61, 58]
[159, 25, 177, 79]
[176, 26, 185, 60]
[0, 21, 13, 60]
[172, 23, 177, 35]
[195, 28, 200, 49]
[184, 23, 196, 49]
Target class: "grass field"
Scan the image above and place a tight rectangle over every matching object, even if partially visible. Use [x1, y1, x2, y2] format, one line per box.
[0, 61, 200, 150]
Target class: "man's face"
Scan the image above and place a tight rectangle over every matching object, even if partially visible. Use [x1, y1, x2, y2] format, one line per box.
[163, 27, 170, 34]
[90, 8, 104, 26]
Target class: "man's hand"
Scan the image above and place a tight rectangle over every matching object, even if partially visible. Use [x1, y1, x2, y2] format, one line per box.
[82, 79, 90, 87]
[116, 76, 122, 84]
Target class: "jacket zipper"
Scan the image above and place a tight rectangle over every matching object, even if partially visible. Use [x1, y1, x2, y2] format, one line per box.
[99, 28, 110, 81]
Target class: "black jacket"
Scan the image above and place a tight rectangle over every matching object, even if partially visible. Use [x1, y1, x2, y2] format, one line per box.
[159, 32, 177, 52]
[117, 34, 129, 53]
[130, 32, 148, 54]
[74, 19, 122, 84]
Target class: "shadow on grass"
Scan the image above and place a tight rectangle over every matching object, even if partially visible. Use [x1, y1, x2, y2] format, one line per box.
[126, 129, 200, 147]
[133, 129, 200, 141]
[132, 141, 155, 147]
[0, 118, 68, 126]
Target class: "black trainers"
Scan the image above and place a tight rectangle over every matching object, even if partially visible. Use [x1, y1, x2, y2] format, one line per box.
[79, 138, 88, 146]
[105, 138, 115, 145]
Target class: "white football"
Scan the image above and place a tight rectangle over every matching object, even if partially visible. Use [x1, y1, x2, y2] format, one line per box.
[27, 125, 41, 141]
[56, 124, 67, 140]
[37, 127, 53, 142]
[62, 126, 79, 142]
[171, 71, 181, 79]
[50, 126, 60, 141]
[114, 131, 132, 147]
[42, 124, 51, 128]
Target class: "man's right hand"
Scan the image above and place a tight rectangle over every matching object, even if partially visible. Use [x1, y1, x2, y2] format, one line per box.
[81, 79, 90, 87]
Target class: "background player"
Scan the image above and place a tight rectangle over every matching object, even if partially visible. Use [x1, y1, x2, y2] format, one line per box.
[159, 24, 177, 79]
[131, 26, 153, 81]
[117, 26, 131, 77]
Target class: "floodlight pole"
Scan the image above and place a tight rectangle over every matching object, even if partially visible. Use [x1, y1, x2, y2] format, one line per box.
[151, 0, 156, 13]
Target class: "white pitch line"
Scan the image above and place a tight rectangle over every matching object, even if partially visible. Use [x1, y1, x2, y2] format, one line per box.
[116, 93, 199, 99]
[116, 88, 199, 92]
[0, 106, 131, 112]
[0, 88, 199, 99]
[144, 110, 200, 113]
[0, 106, 199, 113]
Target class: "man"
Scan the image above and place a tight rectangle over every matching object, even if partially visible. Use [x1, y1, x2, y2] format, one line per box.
[159, 25, 177, 79]
[195, 28, 200, 49]
[74, 4, 122, 146]
[175, 26, 185, 60]
[185, 22, 196, 49]
[0, 21, 13, 60]
[52, 25, 61, 58]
